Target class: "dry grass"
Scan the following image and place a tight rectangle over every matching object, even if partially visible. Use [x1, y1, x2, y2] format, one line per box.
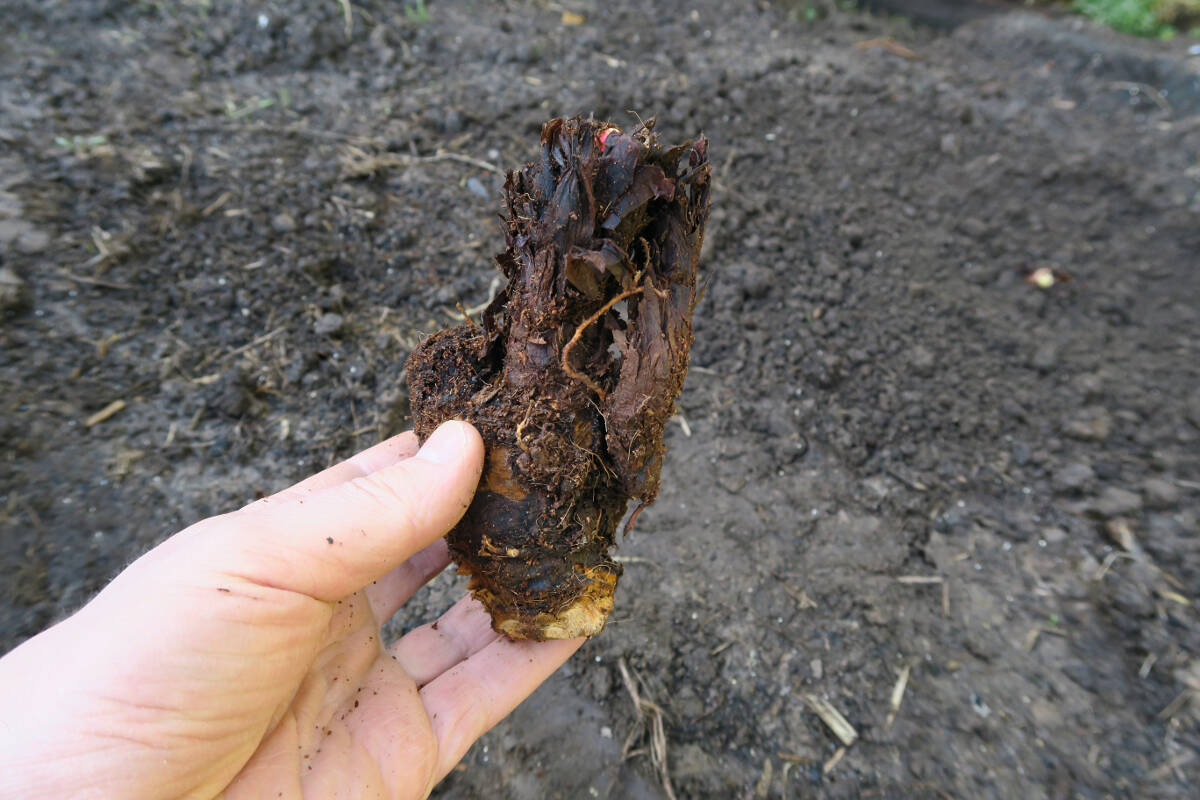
[618, 657, 677, 800]
[338, 145, 502, 179]
[802, 693, 858, 747]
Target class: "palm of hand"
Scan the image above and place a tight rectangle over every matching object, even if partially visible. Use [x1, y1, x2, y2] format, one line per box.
[221, 585, 443, 799]
[218, 572, 501, 799]
[0, 425, 581, 800]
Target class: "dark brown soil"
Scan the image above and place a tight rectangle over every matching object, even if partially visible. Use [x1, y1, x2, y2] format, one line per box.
[2, 2, 1198, 798]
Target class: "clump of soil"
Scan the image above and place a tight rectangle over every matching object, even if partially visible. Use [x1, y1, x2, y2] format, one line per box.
[407, 117, 710, 640]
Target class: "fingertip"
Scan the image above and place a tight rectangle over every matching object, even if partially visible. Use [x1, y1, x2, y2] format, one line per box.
[413, 420, 484, 470]
[534, 635, 586, 663]
[355, 422, 481, 562]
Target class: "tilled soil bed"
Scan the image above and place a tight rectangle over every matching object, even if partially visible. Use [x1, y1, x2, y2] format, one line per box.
[1, 1, 1198, 797]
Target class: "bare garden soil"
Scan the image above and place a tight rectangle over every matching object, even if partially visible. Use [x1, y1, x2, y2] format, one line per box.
[2, 1, 1199, 797]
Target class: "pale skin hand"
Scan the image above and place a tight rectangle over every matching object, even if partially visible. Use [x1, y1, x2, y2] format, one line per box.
[0, 421, 584, 799]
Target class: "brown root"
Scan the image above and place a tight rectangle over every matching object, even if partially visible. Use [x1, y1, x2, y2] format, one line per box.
[406, 116, 710, 640]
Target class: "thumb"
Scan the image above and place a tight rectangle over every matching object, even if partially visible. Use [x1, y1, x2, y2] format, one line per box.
[209, 421, 483, 601]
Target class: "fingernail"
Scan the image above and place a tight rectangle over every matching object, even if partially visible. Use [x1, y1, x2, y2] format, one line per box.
[417, 421, 467, 465]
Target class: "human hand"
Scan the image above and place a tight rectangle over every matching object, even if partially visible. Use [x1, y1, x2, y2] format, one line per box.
[0, 421, 584, 799]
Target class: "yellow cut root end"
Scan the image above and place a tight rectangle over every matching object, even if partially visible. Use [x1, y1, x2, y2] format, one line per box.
[471, 565, 619, 641]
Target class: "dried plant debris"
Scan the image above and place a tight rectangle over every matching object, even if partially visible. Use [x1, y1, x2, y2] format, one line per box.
[407, 116, 711, 640]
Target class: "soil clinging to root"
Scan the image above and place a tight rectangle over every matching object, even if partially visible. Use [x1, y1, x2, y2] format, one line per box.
[407, 117, 711, 640]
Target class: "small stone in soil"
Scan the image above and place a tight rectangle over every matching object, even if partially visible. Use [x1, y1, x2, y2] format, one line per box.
[314, 313, 345, 336]
[909, 345, 936, 376]
[466, 177, 489, 198]
[815, 251, 841, 277]
[1187, 395, 1200, 428]
[0, 267, 31, 313]
[438, 109, 464, 134]
[271, 212, 296, 233]
[1091, 487, 1142, 518]
[1062, 406, 1112, 441]
[1031, 342, 1058, 371]
[801, 352, 841, 389]
[210, 368, 250, 418]
[1141, 478, 1179, 509]
[957, 217, 989, 239]
[1073, 372, 1105, 399]
[739, 263, 773, 300]
[0, 218, 49, 254]
[1052, 462, 1095, 494]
